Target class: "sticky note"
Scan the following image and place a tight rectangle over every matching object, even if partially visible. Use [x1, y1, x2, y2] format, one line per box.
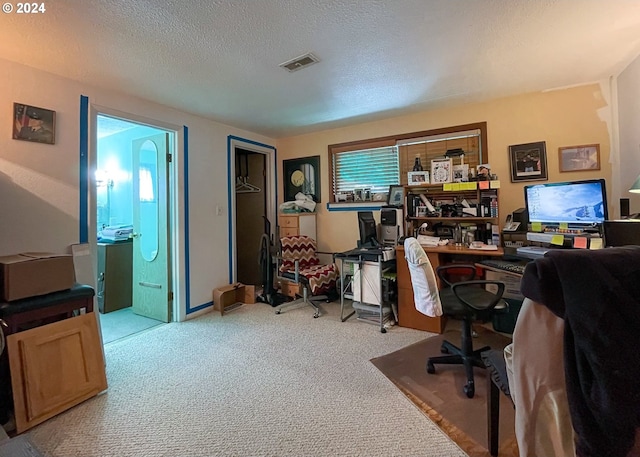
[478, 181, 489, 190]
[589, 238, 603, 250]
[468, 182, 478, 190]
[490, 180, 501, 189]
[573, 237, 588, 249]
[451, 183, 461, 191]
[560, 222, 568, 230]
[531, 222, 542, 232]
[551, 235, 564, 246]
[443, 183, 453, 191]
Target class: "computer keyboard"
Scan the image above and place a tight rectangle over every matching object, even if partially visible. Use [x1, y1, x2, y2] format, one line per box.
[479, 259, 528, 275]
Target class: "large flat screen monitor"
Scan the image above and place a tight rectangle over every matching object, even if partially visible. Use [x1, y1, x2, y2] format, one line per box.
[357, 211, 379, 248]
[524, 179, 608, 226]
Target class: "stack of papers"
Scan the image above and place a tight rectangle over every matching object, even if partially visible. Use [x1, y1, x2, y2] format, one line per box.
[417, 235, 440, 246]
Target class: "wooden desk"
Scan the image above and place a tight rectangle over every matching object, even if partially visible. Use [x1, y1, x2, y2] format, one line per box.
[396, 244, 504, 333]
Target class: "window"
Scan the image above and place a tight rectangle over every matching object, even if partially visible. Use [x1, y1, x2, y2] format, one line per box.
[328, 122, 487, 204]
[332, 145, 399, 196]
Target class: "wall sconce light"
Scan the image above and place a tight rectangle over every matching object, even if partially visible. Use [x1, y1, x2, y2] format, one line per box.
[630, 175, 640, 194]
[95, 169, 114, 188]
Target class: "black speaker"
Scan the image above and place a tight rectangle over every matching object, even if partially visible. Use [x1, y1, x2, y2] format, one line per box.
[621, 198, 630, 218]
[512, 207, 529, 231]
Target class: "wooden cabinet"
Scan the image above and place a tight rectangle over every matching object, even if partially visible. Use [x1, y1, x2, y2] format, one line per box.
[97, 242, 132, 313]
[278, 213, 317, 240]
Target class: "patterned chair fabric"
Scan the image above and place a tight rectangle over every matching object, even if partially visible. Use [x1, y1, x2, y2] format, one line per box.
[279, 235, 337, 296]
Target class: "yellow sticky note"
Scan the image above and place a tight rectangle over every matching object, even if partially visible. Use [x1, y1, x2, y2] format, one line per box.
[573, 236, 588, 249]
[451, 183, 461, 191]
[531, 222, 542, 232]
[560, 222, 568, 230]
[467, 182, 478, 190]
[478, 181, 489, 190]
[551, 235, 564, 245]
[490, 180, 501, 189]
[443, 183, 453, 191]
[590, 238, 603, 250]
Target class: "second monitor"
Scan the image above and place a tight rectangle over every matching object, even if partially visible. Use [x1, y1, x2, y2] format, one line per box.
[357, 211, 380, 248]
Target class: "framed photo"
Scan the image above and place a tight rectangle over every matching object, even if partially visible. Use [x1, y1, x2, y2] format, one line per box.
[387, 185, 404, 206]
[12, 103, 56, 144]
[408, 171, 429, 185]
[430, 158, 453, 184]
[509, 141, 548, 182]
[283, 155, 320, 202]
[558, 144, 600, 172]
[452, 164, 469, 182]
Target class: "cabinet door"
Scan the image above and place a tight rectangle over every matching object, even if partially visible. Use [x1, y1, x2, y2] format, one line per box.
[7, 313, 107, 433]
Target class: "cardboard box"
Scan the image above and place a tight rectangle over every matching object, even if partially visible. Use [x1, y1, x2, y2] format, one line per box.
[243, 285, 256, 304]
[484, 270, 524, 300]
[0, 252, 75, 302]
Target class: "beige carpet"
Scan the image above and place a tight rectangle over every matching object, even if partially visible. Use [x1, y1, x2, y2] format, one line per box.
[371, 327, 518, 457]
[26, 301, 472, 457]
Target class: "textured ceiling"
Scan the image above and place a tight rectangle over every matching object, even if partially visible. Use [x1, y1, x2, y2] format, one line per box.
[1, 0, 640, 138]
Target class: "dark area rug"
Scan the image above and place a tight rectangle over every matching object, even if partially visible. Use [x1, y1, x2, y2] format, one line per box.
[371, 327, 518, 457]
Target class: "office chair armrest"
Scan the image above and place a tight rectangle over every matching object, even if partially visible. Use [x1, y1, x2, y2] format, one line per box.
[451, 280, 506, 312]
[436, 264, 477, 287]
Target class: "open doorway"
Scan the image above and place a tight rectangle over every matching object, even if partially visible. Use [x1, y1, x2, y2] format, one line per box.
[228, 137, 277, 288]
[94, 115, 175, 344]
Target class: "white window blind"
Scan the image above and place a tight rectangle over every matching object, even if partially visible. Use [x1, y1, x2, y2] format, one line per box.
[332, 146, 399, 195]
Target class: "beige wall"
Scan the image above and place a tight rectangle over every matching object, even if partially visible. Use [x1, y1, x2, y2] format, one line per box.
[0, 57, 275, 320]
[277, 84, 613, 252]
[617, 53, 640, 214]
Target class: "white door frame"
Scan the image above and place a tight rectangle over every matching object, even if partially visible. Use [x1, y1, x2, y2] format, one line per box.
[89, 105, 180, 321]
[228, 136, 277, 283]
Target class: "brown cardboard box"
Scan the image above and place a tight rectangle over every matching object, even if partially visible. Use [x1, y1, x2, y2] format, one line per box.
[0, 252, 75, 302]
[243, 285, 256, 304]
[213, 283, 244, 315]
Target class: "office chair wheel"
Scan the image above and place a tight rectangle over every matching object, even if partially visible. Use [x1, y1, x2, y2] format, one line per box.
[440, 344, 450, 354]
[463, 381, 475, 398]
[426, 361, 435, 374]
[275, 310, 282, 314]
[313, 313, 319, 318]
[380, 327, 387, 334]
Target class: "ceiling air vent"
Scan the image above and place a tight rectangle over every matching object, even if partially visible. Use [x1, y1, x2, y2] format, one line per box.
[279, 53, 320, 72]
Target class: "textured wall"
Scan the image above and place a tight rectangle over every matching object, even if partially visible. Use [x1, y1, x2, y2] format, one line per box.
[276, 84, 613, 252]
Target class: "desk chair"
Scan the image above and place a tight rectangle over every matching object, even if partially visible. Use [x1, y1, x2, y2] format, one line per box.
[275, 235, 338, 318]
[427, 264, 507, 398]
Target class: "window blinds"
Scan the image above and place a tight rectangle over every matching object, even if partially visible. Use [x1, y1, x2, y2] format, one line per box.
[332, 146, 399, 195]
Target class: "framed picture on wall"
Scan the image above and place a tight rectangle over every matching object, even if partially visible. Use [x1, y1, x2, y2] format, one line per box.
[558, 144, 600, 172]
[283, 155, 320, 202]
[12, 103, 56, 145]
[509, 141, 548, 182]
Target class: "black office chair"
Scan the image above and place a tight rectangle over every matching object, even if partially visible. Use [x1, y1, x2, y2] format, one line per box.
[426, 264, 507, 398]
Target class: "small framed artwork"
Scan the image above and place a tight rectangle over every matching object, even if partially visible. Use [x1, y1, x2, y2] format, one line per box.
[430, 158, 453, 184]
[558, 144, 600, 172]
[12, 103, 56, 144]
[387, 185, 404, 206]
[509, 141, 548, 182]
[283, 155, 320, 202]
[452, 164, 469, 182]
[408, 171, 429, 185]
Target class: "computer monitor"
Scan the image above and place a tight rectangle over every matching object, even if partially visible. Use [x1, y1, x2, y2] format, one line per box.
[524, 179, 608, 227]
[603, 220, 640, 247]
[357, 211, 379, 248]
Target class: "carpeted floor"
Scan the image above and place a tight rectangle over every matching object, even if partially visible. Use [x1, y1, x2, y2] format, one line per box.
[26, 301, 472, 457]
[371, 327, 518, 457]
